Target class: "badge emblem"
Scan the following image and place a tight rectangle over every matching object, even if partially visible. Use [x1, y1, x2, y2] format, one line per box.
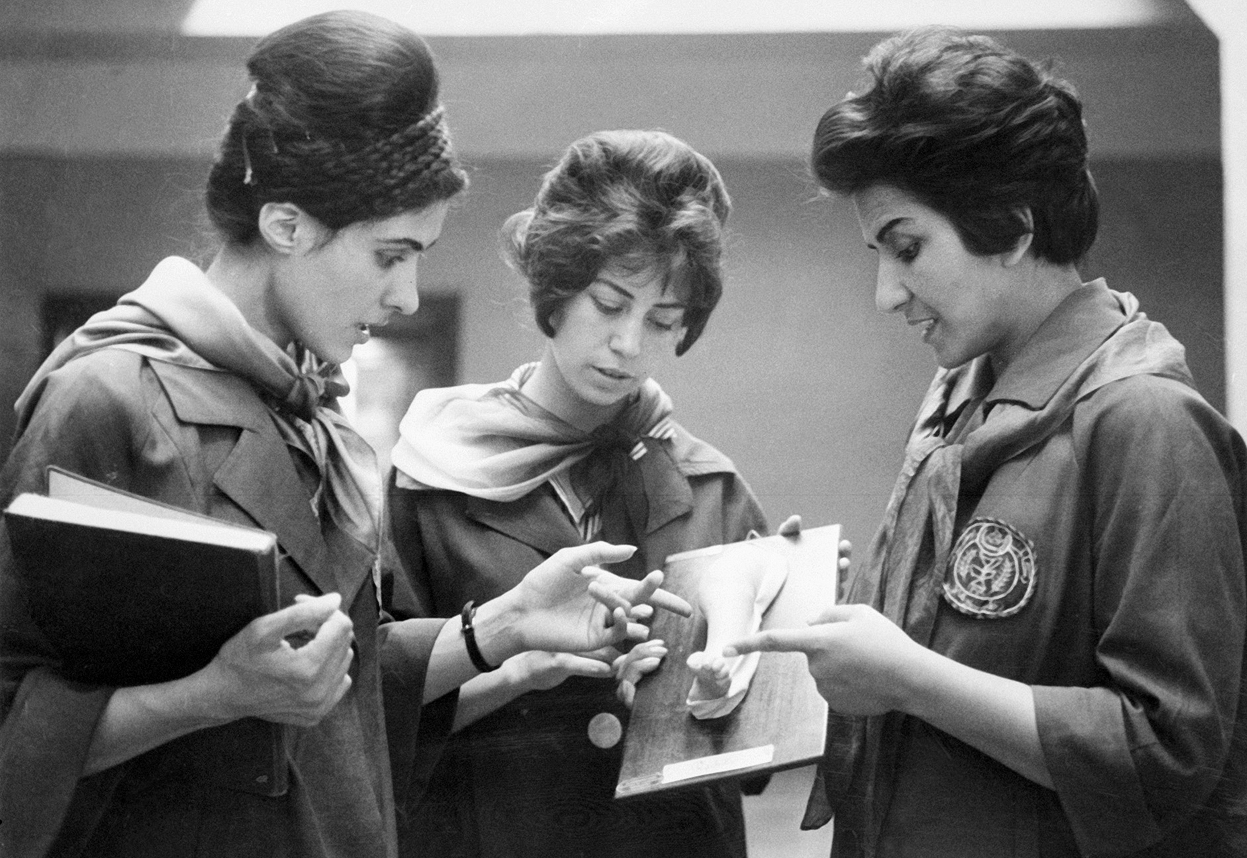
[943, 517, 1036, 618]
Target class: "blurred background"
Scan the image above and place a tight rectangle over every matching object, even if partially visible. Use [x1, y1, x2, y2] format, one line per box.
[1, 2, 1240, 855]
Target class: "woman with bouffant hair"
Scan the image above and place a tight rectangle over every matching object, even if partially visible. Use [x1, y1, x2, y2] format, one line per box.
[384, 129, 766, 858]
[0, 14, 681, 857]
[727, 27, 1247, 857]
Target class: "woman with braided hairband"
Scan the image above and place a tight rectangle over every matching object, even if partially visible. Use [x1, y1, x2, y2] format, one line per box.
[0, 12, 688, 858]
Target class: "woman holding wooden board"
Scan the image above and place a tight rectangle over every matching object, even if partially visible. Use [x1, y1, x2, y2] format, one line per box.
[728, 26, 1247, 858]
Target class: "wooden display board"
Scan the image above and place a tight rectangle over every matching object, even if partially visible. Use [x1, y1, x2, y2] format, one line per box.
[615, 524, 840, 798]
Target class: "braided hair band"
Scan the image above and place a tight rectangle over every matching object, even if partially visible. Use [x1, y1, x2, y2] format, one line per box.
[240, 105, 458, 219]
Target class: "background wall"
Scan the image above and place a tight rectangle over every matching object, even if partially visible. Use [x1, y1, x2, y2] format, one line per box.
[0, 8, 1225, 856]
[0, 150, 1223, 557]
[0, 22, 1224, 552]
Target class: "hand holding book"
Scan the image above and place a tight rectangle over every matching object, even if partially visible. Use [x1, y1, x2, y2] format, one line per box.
[207, 592, 355, 727]
[84, 592, 354, 776]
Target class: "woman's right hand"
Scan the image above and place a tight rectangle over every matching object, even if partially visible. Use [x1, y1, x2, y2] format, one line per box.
[477, 542, 690, 662]
[205, 592, 355, 727]
[84, 593, 354, 775]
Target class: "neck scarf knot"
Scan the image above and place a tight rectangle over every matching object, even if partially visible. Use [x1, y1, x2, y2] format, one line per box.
[570, 422, 652, 541]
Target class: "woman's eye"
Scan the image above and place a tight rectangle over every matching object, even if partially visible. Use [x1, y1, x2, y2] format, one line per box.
[647, 316, 681, 332]
[378, 253, 407, 269]
[593, 298, 624, 316]
[896, 242, 920, 262]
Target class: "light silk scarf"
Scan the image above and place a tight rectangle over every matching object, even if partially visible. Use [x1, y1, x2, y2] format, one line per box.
[391, 363, 674, 504]
[14, 257, 382, 554]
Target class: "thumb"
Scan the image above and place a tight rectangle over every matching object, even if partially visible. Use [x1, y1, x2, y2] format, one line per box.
[564, 541, 637, 569]
[252, 592, 342, 645]
[807, 603, 857, 625]
[777, 514, 803, 537]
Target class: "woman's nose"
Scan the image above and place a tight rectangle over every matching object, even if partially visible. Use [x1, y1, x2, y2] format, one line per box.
[609, 317, 643, 357]
[387, 263, 420, 316]
[875, 264, 909, 314]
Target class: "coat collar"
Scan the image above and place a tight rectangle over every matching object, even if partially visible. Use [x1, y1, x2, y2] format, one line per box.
[149, 361, 345, 599]
[986, 279, 1126, 411]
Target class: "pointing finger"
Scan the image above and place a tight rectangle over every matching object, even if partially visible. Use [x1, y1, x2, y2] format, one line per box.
[633, 570, 692, 617]
[724, 626, 829, 657]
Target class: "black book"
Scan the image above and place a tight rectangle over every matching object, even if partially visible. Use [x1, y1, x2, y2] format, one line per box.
[5, 466, 279, 687]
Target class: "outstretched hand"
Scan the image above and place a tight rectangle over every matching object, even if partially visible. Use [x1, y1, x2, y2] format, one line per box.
[724, 603, 919, 717]
[495, 542, 691, 657]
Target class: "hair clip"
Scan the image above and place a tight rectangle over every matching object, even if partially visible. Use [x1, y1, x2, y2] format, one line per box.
[242, 134, 255, 186]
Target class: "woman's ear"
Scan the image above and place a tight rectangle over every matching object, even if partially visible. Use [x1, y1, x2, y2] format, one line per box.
[1002, 208, 1035, 267]
[258, 202, 320, 256]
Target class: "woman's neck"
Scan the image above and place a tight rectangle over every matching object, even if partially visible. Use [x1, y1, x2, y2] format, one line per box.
[205, 244, 289, 350]
[987, 260, 1087, 376]
[521, 349, 627, 433]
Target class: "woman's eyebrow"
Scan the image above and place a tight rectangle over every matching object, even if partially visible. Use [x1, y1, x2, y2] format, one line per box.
[596, 277, 634, 300]
[596, 277, 686, 309]
[867, 217, 908, 250]
[379, 237, 432, 252]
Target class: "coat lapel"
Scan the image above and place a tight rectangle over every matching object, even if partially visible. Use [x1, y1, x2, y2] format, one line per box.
[638, 440, 693, 535]
[463, 488, 581, 557]
[151, 362, 339, 597]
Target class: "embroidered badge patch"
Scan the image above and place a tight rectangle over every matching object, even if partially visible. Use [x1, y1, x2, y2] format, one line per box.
[943, 517, 1036, 618]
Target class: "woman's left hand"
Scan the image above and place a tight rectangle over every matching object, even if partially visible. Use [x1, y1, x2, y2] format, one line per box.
[509, 649, 615, 693]
[774, 514, 853, 575]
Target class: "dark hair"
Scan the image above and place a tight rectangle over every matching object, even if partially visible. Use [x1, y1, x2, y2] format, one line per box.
[205, 10, 468, 244]
[811, 27, 1098, 264]
[502, 130, 731, 356]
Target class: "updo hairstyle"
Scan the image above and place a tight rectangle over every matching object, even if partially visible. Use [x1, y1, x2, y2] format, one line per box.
[206, 10, 468, 245]
[811, 27, 1098, 265]
[502, 130, 731, 356]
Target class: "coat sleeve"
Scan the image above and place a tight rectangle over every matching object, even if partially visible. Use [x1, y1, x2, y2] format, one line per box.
[0, 354, 155, 858]
[1035, 376, 1247, 856]
[377, 475, 459, 813]
[377, 615, 456, 813]
[379, 472, 438, 621]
